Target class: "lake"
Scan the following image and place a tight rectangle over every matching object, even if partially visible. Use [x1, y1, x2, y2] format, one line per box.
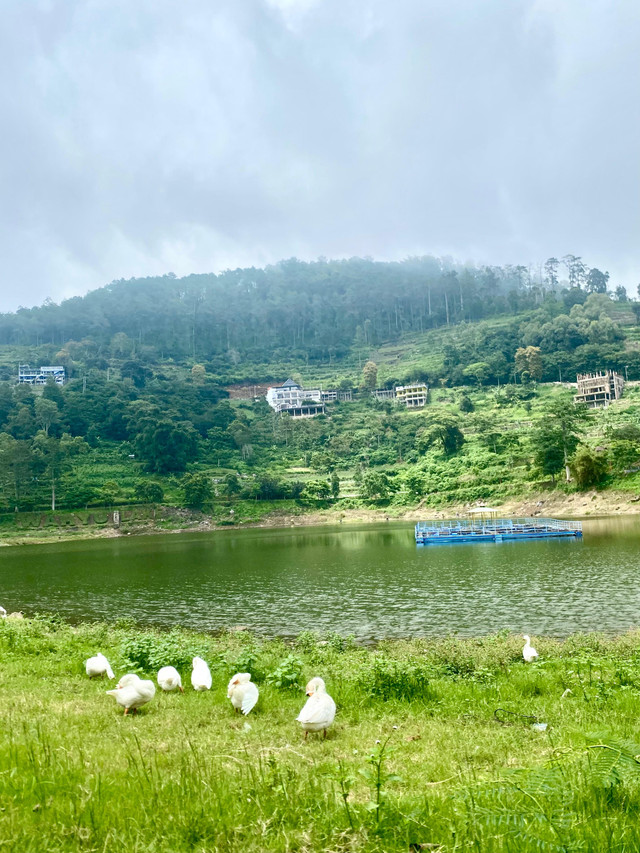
[1, 517, 639, 640]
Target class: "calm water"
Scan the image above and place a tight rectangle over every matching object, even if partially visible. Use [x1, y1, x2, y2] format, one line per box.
[1, 517, 639, 639]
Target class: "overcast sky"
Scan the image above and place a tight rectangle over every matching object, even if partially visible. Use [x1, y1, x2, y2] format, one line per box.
[1, 0, 639, 312]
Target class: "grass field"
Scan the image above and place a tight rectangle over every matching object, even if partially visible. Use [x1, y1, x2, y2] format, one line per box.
[5, 618, 640, 851]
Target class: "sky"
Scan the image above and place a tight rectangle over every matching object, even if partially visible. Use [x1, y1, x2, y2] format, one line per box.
[1, 0, 639, 312]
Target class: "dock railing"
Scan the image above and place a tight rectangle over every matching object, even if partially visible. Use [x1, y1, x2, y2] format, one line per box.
[415, 518, 582, 538]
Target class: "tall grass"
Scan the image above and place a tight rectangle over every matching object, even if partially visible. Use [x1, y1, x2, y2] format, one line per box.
[3, 619, 640, 850]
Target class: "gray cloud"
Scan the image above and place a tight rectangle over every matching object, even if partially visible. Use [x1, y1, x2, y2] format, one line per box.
[0, 0, 638, 311]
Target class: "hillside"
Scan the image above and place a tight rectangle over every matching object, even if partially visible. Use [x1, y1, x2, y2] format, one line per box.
[0, 259, 639, 535]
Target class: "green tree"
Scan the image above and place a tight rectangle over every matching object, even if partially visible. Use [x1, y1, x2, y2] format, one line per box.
[585, 268, 610, 294]
[530, 425, 567, 484]
[609, 440, 640, 475]
[514, 346, 543, 381]
[359, 471, 390, 501]
[34, 397, 61, 436]
[134, 480, 165, 503]
[31, 433, 74, 511]
[362, 361, 378, 390]
[191, 363, 206, 383]
[614, 285, 628, 302]
[303, 479, 331, 500]
[459, 395, 474, 413]
[135, 420, 199, 474]
[547, 399, 588, 482]
[404, 470, 426, 498]
[530, 401, 587, 484]
[0, 434, 33, 511]
[100, 481, 122, 505]
[462, 361, 491, 386]
[221, 472, 241, 496]
[416, 414, 465, 456]
[330, 471, 340, 499]
[570, 447, 609, 488]
[181, 473, 213, 509]
[544, 257, 559, 288]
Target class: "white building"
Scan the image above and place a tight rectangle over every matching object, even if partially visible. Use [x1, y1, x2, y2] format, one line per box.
[18, 365, 66, 386]
[395, 383, 428, 407]
[266, 379, 324, 416]
[372, 383, 428, 407]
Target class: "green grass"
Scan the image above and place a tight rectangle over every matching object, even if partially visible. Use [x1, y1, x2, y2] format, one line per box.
[6, 619, 640, 850]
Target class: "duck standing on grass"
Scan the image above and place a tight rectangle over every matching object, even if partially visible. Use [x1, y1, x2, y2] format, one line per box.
[227, 673, 259, 715]
[107, 673, 156, 715]
[522, 635, 539, 663]
[191, 656, 212, 691]
[85, 652, 115, 679]
[296, 677, 336, 739]
[157, 666, 184, 693]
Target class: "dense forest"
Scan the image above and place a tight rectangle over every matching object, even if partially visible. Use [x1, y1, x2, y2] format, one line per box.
[0, 254, 638, 519]
[0, 255, 632, 376]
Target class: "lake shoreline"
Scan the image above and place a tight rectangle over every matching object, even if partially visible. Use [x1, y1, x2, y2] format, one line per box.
[1, 487, 639, 546]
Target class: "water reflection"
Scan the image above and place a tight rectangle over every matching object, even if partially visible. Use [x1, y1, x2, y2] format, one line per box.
[0, 517, 639, 639]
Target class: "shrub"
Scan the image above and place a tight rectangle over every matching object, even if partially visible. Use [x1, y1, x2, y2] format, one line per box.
[121, 630, 207, 673]
[359, 656, 434, 701]
[223, 645, 265, 682]
[266, 654, 304, 689]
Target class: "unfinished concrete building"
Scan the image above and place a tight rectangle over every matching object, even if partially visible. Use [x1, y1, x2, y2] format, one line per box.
[574, 370, 624, 408]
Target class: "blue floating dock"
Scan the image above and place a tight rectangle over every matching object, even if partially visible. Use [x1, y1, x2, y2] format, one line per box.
[415, 517, 582, 545]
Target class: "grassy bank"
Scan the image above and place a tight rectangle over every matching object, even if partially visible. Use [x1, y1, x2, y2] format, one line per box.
[5, 619, 640, 850]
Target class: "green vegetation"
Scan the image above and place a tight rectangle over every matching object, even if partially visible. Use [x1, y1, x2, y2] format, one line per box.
[0, 257, 639, 526]
[7, 617, 640, 850]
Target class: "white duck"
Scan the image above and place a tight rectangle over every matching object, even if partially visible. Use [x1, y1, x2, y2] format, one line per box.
[158, 665, 184, 693]
[296, 676, 336, 739]
[107, 673, 156, 715]
[522, 635, 539, 663]
[191, 656, 212, 691]
[227, 672, 259, 715]
[85, 652, 115, 679]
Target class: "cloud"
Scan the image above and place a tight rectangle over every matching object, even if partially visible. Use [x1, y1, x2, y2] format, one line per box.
[0, 0, 638, 311]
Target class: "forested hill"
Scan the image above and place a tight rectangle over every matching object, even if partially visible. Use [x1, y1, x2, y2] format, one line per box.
[0, 255, 629, 373]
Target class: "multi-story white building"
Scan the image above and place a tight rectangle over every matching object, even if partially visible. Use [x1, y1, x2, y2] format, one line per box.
[372, 383, 428, 407]
[266, 379, 324, 416]
[395, 383, 428, 407]
[18, 365, 66, 386]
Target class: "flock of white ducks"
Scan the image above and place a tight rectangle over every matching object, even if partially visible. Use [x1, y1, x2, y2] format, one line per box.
[85, 652, 336, 736]
[83, 636, 537, 733]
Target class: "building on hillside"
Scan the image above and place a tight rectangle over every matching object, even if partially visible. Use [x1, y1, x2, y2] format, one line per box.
[266, 379, 324, 417]
[372, 383, 428, 407]
[371, 388, 395, 401]
[395, 383, 428, 407]
[574, 370, 624, 408]
[18, 365, 66, 386]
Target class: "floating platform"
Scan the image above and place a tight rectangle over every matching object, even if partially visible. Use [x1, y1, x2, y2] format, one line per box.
[415, 517, 583, 545]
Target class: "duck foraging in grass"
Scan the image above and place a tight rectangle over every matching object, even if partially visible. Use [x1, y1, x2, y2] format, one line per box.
[296, 677, 336, 740]
[85, 652, 115, 679]
[522, 635, 539, 663]
[107, 673, 156, 715]
[191, 656, 212, 691]
[157, 666, 184, 693]
[227, 673, 259, 715]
